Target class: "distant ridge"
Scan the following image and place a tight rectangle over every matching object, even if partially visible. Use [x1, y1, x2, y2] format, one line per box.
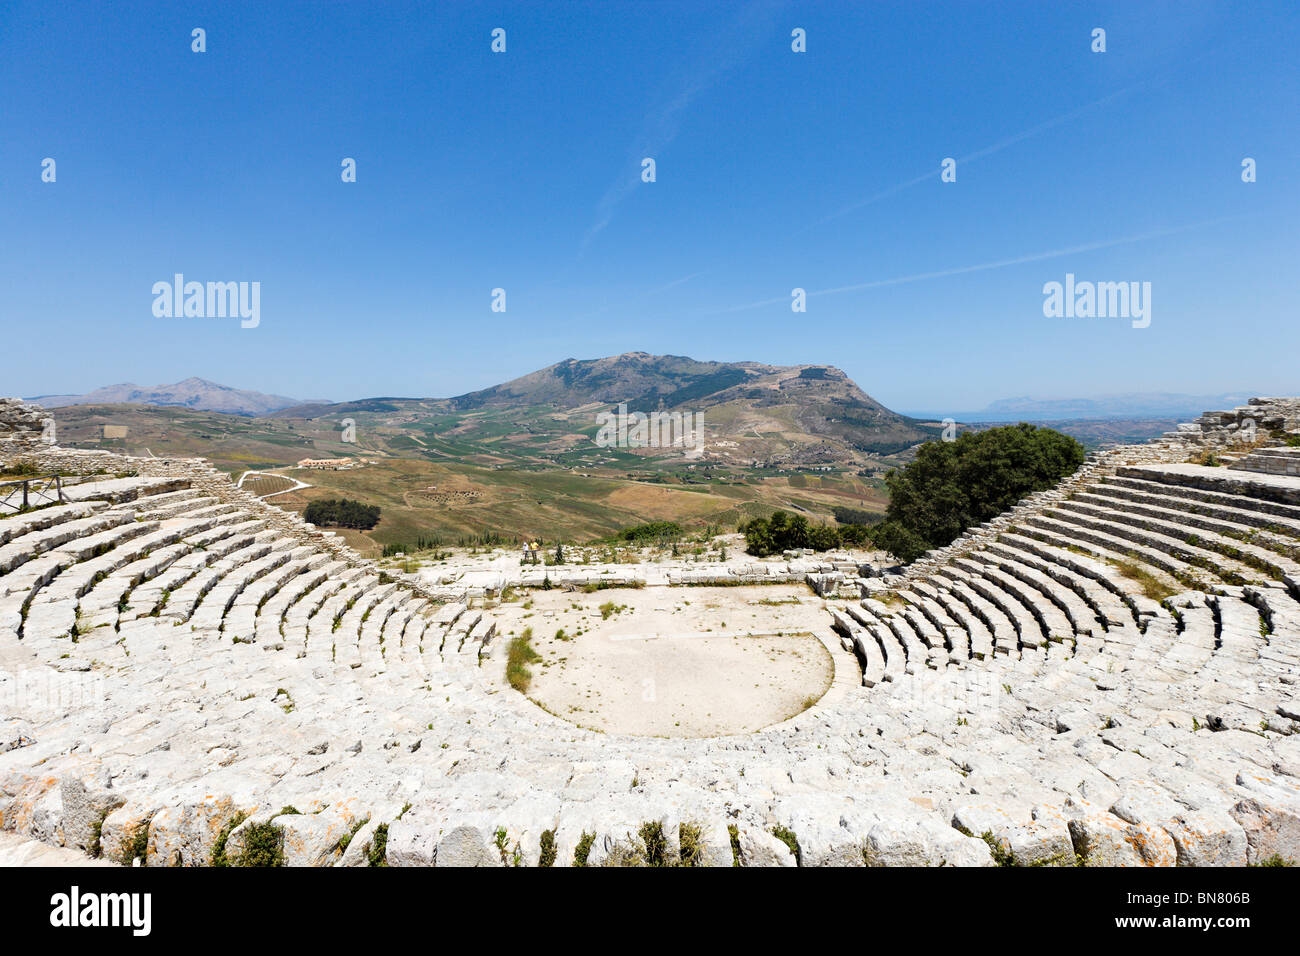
[27, 377, 325, 417]
[904, 391, 1259, 423]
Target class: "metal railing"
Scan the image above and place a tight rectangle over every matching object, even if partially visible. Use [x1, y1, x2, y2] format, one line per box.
[0, 474, 67, 514]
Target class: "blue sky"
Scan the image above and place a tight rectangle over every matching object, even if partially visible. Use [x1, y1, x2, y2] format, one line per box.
[2, 1, 1297, 413]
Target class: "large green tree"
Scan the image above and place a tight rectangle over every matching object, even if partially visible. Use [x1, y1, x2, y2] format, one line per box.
[873, 423, 1084, 563]
[303, 497, 382, 531]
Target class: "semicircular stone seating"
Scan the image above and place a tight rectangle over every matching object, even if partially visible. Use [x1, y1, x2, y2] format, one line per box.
[1, 396, 1299, 867]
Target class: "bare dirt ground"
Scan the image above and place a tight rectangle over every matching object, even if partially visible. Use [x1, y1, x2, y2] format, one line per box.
[491, 584, 836, 738]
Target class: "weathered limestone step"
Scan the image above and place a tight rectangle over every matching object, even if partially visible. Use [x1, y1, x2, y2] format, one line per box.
[161, 539, 278, 621]
[284, 569, 362, 635]
[377, 600, 420, 661]
[881, 609, 928, 674]
[830, 608, 884, 686]
[78, 541, 192, 629]
[129, 489, 209, 519]
[918, 581, 993, 659]
[224, 552, 329, 643]
[466, 616, 496, 656]
[399, 611, 430, 664]
[939, 565, 1046, 651]
[27, 521, 166, 613]
[1023, 513, 1209, 590]
[991, 534, 1144, 630]
[433, 601, 467, 628]
[190, 541, 299, 631]
[119, 548, 221, 620]
[856, 599, 911, 680]
[160, 501, 245, 525]
[185, 519, 266, 553]
[305, 581, 371, 663]
[1118, 464, 1300, 509]
[0, 501, 106, 547]
[870, 619, 907, 681]
[1242, 584, 1300, 659]
[1089, 479, 1300, 540]
[1231, 447, 1300, 477]
[895, 591, 947, 651]
[1074, 489, 1298, 555]
[1207, 594, 1266, 665]
[255, 560, 348, 645]
[899, 587, 969, 663]
[958, 556, 1076, 647]
[999, 528, 1163, 624]
[36, 510, 240, 625]
[444, 608, 483, 656]
[60, 476, 190, 505]
[0, 509, 137, 573]
[972, 549, 1103, 641]
[1054, 497, 1297, 584]
[937, 577, 1020, 656]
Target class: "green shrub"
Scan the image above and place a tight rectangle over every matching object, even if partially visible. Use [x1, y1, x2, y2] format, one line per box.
[122, 820, 151, 865]
[573, 831, 596, 867]
[237, 822, 286, 867]
[539, 829, 557, 867]
[638, 821, 668, 867]
[303, 497, 381, 530]
[877, 423, 1084, 563]
[616, 521, 683, 545]
[211, 811, 250, 867]
[368, 823, 389, 866]
[742, 510, 846, 557]
[771, 824, 801, 865]
[678, 823, 704, 867]
[506, 629, 541, 692]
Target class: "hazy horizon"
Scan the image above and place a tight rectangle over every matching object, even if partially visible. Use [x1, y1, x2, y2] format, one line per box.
[18, 364, 1265, 425]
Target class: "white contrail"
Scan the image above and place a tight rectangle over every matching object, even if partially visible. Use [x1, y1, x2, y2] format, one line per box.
[807, 86, 1139, 231]
[708, 218, 1236, 315]
[579, 2, 786, 255]
[645, 79, 1159, 295]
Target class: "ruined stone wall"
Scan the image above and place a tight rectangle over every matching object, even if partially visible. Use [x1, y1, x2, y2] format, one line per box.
[0, 398, 50, 449]
[1160, 397, 1300, 449]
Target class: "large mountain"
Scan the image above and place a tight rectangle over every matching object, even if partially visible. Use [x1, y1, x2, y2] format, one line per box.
[452, 353, 759, 410]
[28, 377, 320, 417]
[449, 352, 932, 459]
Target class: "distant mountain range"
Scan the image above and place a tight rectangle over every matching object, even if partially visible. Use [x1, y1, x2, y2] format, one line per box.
[27, 378, 327, 417]
[905, 391, 1258, 423]
[29, 368, 1268, 460]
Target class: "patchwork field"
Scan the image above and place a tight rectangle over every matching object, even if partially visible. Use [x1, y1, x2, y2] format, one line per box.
[45, 402, 889, 552]
[265, 458, 886, 553]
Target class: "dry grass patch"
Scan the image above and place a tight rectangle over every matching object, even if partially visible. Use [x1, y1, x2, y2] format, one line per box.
[1113, 559, 1177, 601]
[506, 628, 541, 692]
